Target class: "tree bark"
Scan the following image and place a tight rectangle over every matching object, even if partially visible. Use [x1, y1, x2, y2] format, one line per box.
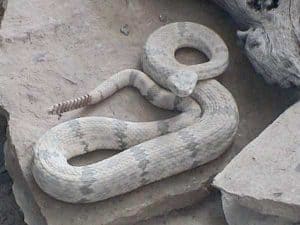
[212, 0, 300, 88]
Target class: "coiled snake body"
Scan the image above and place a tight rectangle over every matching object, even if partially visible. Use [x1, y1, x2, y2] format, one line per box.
[32, 22, 239, 203]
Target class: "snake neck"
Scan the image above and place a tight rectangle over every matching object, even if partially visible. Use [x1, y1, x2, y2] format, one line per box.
[48, 69, 200, 115]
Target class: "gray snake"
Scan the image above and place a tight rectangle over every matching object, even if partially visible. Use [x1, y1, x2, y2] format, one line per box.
[32, 22, 239, 203]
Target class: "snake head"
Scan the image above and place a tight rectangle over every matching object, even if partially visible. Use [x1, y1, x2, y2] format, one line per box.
[167, 70, 198, 97]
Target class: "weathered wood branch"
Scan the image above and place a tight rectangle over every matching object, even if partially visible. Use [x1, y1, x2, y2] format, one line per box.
[212, 0, 300, 87]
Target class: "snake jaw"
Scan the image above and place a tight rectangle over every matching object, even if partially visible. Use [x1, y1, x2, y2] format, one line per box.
[167, 70, 198, 97]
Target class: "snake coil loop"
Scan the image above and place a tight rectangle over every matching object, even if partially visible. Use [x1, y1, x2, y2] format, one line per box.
[32, 22, 239, 203]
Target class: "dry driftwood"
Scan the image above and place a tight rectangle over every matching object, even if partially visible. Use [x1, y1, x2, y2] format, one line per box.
[212, 0, 300, 87]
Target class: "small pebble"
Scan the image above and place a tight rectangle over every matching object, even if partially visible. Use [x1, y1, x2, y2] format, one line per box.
[96, 43, 103, 49]
[159, 14, 168, 23]
[4, 38, 13, 43]
[273, 192, 283, 197]
[120, 24, 130, 36]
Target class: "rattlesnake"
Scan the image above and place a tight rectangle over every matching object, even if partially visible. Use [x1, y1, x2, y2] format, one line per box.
[32, 22, 239, 203]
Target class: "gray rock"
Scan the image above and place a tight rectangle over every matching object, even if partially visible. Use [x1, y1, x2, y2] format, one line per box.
[222, 192, 294, 225]
[0, 115, 6, 174]
[214, 102, 300, 223]
[0, 178, 26, 225]
[139, 192, 227, 225]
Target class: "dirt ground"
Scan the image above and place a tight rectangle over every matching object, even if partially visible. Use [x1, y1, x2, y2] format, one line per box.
[0, 0, 299, 225]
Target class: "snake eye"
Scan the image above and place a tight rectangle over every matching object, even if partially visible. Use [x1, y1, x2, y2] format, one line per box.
[167, 70, 198, 97]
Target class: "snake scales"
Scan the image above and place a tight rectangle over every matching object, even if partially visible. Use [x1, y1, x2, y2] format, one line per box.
[32, 22, 239, 203]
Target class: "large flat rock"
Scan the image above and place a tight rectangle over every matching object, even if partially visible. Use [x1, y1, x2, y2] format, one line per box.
[221, 193, 294, 225]
[1, 0, 299, 225]
[139, 192, 227, 225]
[214, 102, 300, 222]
